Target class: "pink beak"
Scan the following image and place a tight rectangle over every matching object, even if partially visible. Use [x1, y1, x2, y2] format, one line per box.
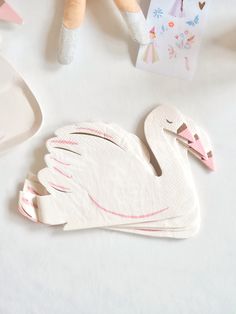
[177, 123, 195, 143]
[0, 1, 23, 24]
[201, 151, 215, 171]
[177, 124, 215, 171]
[189, 134, 208, 159]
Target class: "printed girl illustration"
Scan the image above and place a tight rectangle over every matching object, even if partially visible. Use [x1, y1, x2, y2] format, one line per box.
[143, 27, 159, 64]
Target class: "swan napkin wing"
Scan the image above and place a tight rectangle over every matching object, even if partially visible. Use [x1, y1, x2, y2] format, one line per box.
[19, 121, 155, 225]
[19, 172, 200, 238]
[37, 132, 169, 229]
[36, 116, 200, 229]
[55, 122, 154, 173]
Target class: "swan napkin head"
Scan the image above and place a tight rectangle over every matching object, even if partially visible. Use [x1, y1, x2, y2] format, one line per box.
[145, 105, 215, 171]
[145, 105, 194, 141]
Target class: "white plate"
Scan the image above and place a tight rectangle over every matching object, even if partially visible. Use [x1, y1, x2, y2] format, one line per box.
[0, 55, 42, 153]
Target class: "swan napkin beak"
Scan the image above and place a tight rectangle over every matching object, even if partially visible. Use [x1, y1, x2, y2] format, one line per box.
[201, 151, 215, 171]
[177, 123, 195, 143]
[176, 130, 215, 171]
[188, 134, 208, 159]
[180, 143, 215, 171]
[177, 125, 209, 160]
[0, 1, 23, 24]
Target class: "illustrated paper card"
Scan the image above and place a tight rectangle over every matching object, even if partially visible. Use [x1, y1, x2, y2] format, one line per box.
[136, 0, 210, 79]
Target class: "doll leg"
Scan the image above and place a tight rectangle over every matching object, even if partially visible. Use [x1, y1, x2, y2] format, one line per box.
[114, 0, 150, 45]
[58, 0, 86, 65]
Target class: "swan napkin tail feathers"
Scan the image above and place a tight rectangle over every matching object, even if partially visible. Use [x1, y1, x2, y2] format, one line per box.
[18, 105, 215, 238]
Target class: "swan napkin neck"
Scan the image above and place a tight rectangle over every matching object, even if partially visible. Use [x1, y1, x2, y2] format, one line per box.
[144, 123, 188, 182]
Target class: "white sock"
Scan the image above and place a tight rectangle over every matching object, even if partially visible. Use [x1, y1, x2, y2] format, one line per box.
[121, 11, 150, 45]
[58, 25, 80, 65]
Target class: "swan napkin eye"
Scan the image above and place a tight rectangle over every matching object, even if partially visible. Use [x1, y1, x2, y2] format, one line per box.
[166, 119, 173, 124]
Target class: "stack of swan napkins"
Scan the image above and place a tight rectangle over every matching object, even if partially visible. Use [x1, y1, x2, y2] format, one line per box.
[18, 105, 215, 238]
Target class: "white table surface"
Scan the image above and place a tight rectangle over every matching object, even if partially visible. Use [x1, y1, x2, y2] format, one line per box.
[0, 1, 235, 313]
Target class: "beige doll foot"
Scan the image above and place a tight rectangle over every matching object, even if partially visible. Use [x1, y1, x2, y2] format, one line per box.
[57, 24, 80, 65]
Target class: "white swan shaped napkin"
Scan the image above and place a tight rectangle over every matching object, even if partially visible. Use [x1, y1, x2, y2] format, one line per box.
[18, 105, 214, 238]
